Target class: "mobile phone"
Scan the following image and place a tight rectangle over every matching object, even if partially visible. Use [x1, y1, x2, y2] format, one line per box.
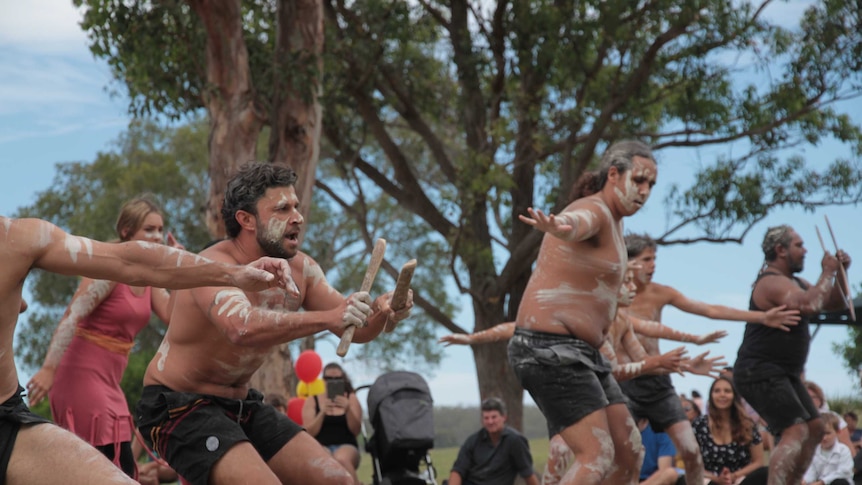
[326, 378, 346, 399]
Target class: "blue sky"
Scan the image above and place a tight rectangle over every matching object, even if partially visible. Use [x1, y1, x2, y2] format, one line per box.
[1, 0, 861, 408]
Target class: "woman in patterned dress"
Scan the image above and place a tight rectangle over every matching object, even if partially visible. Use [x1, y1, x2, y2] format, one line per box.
[692, 376, 767, 485]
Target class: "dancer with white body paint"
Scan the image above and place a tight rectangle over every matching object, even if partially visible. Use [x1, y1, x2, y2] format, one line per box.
[621, 233, 801, 485]
[441, 265, 723, 484]
[26, 197, 185, 479]
[507, 140, 657, 485]
[547, 266, 725, 485]
[136, 162, 413, 485]
[0, 213, 290, 485]
[733, 225, 850, 485]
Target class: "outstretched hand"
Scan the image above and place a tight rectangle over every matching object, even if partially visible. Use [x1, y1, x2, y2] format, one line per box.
[658, 346, 687, 373]
[439, 334, 472, 346]
[694, 330, 727, 345]
[238, 257, 300, 294]
[682, 351, 727, 378]
[518, 208, 575, 241]
[762, 304, 800, 332]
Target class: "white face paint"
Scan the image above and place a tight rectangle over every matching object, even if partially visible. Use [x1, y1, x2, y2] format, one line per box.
[1, 217, 11, 235]
[143, 229, 163, 241]
[264, 216, 289, 245]
[613, 159, 656, 214]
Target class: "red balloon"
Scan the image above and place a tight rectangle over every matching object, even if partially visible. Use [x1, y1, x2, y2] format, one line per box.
[287, 397, 305, 424]
[295, 350, 323, 383]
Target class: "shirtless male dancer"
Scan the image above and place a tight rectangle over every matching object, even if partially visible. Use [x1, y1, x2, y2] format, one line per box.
[622, 233, 800, 485]
[506, 140, 657, 485]
[733, 225, 850, 485]
[136, 162, 413, 485]
[442, 265, 725, 485]
[0, 215, 291, 485]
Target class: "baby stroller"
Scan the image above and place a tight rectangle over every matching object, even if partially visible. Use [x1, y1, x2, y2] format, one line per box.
[363, 371, 437, 485]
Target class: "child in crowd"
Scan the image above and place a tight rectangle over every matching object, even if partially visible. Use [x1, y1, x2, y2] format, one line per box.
[803, 413, 854, 485]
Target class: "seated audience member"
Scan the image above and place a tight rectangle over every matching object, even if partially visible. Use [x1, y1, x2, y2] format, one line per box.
[681, 396, 701, 423]
[843, 411, 862, 450]
[638, 417, 685, 485]
[692, 390, 706, 415]
[676, 396, 702, 469]
[693, 377, 767, 485]
[302, 363, 363, 485]
[803, 413, 854, 485]
[446, 397, 539, 485]
[722, 365, 774, 452]
[806, 381, 855, 455]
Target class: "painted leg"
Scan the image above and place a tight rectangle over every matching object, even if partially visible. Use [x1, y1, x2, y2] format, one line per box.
[542, 434, 574, 485]
[266, 432, 353, 485]
[556, 408, 617, 485]
[7, 423, 137, 485]
[665, 420, 704, 485]
[331, 444, 361, 485]
[601, 403, 643, 485]
[767, 418, 823, 485]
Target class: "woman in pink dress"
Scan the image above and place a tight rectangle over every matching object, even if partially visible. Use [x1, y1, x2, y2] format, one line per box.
[26, 196, 180, 480]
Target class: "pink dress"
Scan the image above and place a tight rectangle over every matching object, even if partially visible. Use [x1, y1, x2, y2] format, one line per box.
[49, 284, 152, 446]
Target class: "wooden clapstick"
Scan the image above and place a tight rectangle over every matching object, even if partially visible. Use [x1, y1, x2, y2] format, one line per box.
[337, 238, 386, 357]
[384, 259, 417, 333]
[825, 216, 855, 322]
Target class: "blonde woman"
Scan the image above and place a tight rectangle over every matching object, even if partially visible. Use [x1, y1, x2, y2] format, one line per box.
[27, 196, 181, 479]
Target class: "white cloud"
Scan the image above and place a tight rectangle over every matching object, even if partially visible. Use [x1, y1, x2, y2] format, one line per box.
[0, 0, 90, 54]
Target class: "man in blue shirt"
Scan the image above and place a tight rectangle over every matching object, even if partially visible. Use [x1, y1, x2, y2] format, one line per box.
[446, 398, 539, 485]
[639, 417, 684, 485]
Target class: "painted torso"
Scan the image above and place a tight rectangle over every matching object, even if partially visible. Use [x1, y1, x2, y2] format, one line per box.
[516, 197, 626, 348]
[143, 242, 326, 399]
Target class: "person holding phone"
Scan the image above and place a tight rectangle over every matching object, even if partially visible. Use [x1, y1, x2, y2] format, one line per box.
[302, 363, 363, 484]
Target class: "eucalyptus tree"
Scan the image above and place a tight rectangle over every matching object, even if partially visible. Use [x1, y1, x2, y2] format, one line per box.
[74, 0, 862, 427]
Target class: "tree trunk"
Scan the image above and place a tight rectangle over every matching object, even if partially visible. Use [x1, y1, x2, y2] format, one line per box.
[188, 0, 265, 238]
[472, 293, 525, 431]
[246, 0, 325, 400]
[251, 343, 299, 399]
[269, 0, 324, 229]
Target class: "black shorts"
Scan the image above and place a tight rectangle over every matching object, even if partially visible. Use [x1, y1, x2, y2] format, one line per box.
[135, 385, 303, 485]
[0, 386, 52, 481]
[620, 375, 687, 432]
[508, 327, 627, 438]
[733, 362, 819, 436]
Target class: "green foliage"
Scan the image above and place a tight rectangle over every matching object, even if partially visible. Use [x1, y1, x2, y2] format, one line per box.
[16, 118, 447, 374]
[73, 0, 862, 421]
[13, 118, 211, 371]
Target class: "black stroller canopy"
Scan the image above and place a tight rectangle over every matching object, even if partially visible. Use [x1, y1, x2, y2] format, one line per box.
[367, 371, 434, 424]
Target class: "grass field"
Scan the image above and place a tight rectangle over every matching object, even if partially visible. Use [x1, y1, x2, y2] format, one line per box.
[356, 437, 550, 484]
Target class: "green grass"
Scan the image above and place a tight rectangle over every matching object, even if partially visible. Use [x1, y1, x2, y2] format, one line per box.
[357, 437, 549, 485]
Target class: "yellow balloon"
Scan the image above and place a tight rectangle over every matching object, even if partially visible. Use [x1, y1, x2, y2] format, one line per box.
[307, 377, 325, 396]
[296, 381, 309, 398]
